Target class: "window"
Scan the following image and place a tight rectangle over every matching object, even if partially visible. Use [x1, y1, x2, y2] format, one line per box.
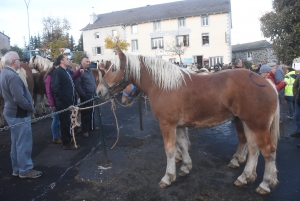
[95, 32, 100, 38]
[202, 33, 209, 46]
[151, 38, 164, 49]
[247, 52, 252, 60]
[132, 40, 138, 51]
[112, 30, 118, 37]
[209, 56, 223, 66]
[131, 25, 138, 34]
[178, 18, 186, 28]
[153, 21, 161, 31]
[169, 58, 176, 64]
[201, 16, 209, 26]
[92, 47, 102, 55]
[176, 35, 189, 46]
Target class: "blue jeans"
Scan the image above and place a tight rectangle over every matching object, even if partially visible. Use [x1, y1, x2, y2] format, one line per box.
[294, 103, 300, 132]
[4, 115, 34, 175]
[285, 96, 295, 116]
[51, 110, 60, 139]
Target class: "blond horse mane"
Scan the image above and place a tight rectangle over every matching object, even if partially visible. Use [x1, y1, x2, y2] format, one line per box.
[29, 55, 53, 71]
[17, 68, 28, 88]
[111, 53, 191, 91]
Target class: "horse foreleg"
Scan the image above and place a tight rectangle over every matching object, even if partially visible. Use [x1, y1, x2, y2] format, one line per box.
[176, 127, 192, 176]
[235, 122, 259, 187]
[41, 95, 47, 114]
[158, 123, 177, 188]
[228, 117, 248, 168]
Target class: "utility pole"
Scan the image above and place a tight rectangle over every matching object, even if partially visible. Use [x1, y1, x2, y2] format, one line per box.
[24, 0, 31, 59]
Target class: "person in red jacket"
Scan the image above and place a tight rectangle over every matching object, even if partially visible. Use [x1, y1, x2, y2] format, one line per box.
[260, 64, 286, 91]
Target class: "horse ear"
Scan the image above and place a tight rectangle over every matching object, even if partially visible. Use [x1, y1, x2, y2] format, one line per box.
[116, 45, 124, 60]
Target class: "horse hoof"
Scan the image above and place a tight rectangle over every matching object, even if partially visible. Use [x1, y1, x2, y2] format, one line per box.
[178, 169, 188, 177]
[255, 186, 270, 195]
[227, 161, 239, 169]
[234, 179, 246, 187]
[175, 158, 182, 163]
[158, 181, 169, 188]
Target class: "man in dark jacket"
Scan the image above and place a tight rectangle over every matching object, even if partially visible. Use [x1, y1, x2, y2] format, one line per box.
[51, 54, 80, 150]
[74, 57, 97, 138]
[0, 51, 42, 178]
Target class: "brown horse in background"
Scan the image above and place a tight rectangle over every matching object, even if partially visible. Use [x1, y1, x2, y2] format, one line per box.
[96, 47, 279, 195]
[0, 61, 34, 127]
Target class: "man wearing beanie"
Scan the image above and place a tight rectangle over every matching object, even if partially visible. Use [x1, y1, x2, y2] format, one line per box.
[260, 63, 286, 91]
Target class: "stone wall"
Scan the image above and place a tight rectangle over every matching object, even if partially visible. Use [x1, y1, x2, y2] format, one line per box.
[232, 48, 277, 65]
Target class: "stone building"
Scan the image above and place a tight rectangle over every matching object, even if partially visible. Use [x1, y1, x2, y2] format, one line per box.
[0, 32, 10, 57]
[81, 0, 232, 67]
[232, 40, 277, 65]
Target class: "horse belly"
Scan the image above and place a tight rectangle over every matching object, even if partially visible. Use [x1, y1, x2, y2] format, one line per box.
[179, 111, 234, 128]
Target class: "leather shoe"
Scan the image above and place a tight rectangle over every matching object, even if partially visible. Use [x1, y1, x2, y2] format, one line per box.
[83, 132, 89, 138]
[290, 131, 300, 137]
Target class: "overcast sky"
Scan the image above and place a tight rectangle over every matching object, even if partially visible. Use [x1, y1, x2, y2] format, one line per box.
[0, 0, 273, 48]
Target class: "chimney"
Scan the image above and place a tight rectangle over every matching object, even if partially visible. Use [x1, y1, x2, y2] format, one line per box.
[90, 12, 98, 24]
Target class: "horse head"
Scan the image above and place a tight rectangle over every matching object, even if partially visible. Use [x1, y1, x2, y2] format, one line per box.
[29, 55, 38, 71]
[121, 84, 139, 105]
[96, 46, 129, 100]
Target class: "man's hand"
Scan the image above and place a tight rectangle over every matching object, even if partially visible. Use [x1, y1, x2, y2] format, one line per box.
[80, 69, 84, 74]
[51, 107, 56, 111]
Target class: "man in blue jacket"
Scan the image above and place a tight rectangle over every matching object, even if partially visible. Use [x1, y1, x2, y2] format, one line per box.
[0, 51, 42, 178]
[74, 56, 98, 138]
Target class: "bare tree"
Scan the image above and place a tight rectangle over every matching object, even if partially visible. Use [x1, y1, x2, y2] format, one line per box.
[164, 40, 187, 66]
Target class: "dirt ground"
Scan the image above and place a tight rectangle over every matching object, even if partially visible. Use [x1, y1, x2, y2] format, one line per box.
[0, 95, 299, 201]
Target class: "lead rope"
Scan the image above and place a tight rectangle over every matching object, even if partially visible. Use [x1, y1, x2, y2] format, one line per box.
[69, 98, 120, 149]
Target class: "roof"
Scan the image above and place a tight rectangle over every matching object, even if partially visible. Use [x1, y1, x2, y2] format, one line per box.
[0, 32, 10, 39]
[81, 0, 231, 31]
[232, 40, 273, 52]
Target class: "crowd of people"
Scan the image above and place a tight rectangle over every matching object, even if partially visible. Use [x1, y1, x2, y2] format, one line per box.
[0, 51, 99, 179]
[1, 51, 299, 180]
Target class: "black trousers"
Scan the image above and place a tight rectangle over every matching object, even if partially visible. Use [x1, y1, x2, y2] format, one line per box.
[80, 96, 95, 132]
[57, 105, 72, 145]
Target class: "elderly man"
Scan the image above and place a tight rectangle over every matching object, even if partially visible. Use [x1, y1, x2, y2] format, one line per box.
[0, 51, 42, 178]
[74, 56, 98, 138]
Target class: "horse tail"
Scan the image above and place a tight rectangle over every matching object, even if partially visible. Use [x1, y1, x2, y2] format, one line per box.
[270, 101, 280, 148]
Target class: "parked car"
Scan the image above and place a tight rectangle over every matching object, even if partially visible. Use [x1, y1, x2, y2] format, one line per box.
[23, 50, 43, 62]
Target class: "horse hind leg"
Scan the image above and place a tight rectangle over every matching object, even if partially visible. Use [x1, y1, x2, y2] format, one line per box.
[228, 117, 248, 168]
[176, 127, 192, 177]
[158, 123, 177, 188]
[234, 122, 260, 187]
[175, 127, 190, 163]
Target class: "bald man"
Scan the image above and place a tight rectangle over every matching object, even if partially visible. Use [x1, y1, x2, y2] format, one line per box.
[0, 51, 42, 178]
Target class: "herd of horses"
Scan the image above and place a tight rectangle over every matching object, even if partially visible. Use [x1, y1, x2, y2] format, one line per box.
[1, 48, 280, 195]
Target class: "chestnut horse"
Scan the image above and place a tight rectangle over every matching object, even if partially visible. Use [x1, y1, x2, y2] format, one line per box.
[96, 47, 279, 195]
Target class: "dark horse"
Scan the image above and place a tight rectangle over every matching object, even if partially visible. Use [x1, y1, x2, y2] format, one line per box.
[96, 47, 279, 195]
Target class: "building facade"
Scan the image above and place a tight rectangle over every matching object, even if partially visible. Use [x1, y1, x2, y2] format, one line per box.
[81, 0, 232, 67]
[232, 40, 277, 64]
[0, 32, 11, 57]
